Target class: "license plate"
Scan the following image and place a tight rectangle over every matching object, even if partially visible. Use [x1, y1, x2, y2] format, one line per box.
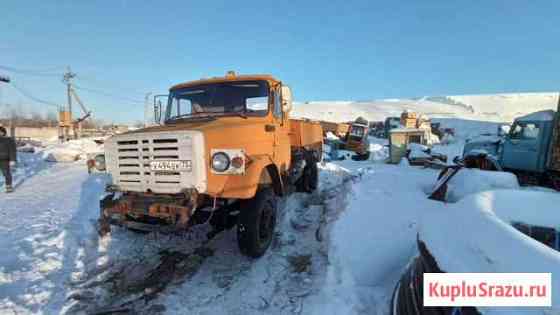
[149, 160, 192, 172]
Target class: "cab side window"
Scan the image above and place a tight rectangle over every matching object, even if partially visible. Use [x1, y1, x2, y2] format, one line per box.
[509, 122, 540, 140]
[273, 90, 282, 119]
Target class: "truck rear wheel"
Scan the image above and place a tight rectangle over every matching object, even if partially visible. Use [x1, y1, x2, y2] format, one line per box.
[237, 187, 277, 258]
[296, 159, 319, 193]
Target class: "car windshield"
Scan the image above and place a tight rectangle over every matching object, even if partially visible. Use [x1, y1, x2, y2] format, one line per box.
[165, 80, 269, 122]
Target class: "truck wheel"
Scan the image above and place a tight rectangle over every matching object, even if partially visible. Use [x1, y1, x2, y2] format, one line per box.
[296, 159, 319, 193]
[237, 187, 277, 258]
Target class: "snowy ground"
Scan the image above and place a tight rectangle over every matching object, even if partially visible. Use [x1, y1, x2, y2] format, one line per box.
[1, 117, 559, 314]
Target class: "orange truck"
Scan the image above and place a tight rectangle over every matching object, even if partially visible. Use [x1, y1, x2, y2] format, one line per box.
[98, 72, 322, 257]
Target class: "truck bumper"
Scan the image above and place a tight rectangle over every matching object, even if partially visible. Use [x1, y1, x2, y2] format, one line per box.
[98, 190, 198, 235]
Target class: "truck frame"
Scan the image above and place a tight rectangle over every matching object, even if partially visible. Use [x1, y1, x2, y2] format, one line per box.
[98, 72, 323, 257]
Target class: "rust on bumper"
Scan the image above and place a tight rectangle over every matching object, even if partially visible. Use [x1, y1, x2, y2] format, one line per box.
[98, 190, 199, 235]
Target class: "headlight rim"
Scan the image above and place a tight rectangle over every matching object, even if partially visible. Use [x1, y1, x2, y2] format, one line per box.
[211, 151, 230, 172]
[94, 154, 106, 171]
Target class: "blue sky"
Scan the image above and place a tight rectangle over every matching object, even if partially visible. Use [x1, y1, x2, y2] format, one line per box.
[1, 1, 559, 123]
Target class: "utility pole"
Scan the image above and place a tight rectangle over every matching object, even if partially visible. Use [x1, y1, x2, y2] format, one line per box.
[62, 67, 76, 140]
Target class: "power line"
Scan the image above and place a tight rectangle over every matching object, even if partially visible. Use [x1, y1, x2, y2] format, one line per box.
[73, 84, 146, 105]
[9, 81, 60, 108]
[0, 65, 62, 77]
[75, 75, 146, 96]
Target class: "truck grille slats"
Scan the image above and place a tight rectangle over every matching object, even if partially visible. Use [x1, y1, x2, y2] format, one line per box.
[107, 133, 197, 193]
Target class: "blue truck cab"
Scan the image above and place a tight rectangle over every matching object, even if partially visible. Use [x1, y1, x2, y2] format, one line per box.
[500, 110, 555, 173]
[463, 108, 560, 187]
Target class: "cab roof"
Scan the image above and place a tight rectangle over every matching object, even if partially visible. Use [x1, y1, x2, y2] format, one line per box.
[170, 73, 280, 91]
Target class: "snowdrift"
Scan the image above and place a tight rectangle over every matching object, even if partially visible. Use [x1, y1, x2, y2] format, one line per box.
[43, 138, 104, 163]
[420, 190, 560, 314]
[444, 169, 520, 203]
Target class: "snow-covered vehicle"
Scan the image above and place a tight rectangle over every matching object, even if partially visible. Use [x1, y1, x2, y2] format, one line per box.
[98, 72, 323, 258]
[461, 99, 560, 189]
[392, 190, 560, 315]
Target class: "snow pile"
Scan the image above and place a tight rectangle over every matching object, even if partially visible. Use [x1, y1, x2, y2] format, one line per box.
[325, 131, 339, 140]
[484, 190, 560, 229]
[420, 190, 560, 314]
[444, 169, 520, 202]
[369, 142, 388, 161]
[408, 143, 430, 159]
[318, 164, 438, 314]
[43, 138, 104, 163]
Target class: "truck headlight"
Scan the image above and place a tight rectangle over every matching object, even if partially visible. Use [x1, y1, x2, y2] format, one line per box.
[95, 154, 106, 171]
[211, 152, 230, 172]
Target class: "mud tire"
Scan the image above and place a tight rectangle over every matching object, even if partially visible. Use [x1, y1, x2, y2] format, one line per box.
[237, 187, 277, 258]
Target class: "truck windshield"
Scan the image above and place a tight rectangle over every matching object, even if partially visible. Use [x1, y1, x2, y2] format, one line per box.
[166, 80, 269, 122]
[349, 125, 365, 138]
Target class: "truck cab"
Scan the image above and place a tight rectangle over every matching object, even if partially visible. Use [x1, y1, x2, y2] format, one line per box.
[99, 72, 323, 257]
[344, 120, 370, 160]
[501, 110, 555, 173]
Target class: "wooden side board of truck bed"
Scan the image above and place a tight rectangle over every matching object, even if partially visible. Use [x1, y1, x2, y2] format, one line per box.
[290, 119, 323, 150]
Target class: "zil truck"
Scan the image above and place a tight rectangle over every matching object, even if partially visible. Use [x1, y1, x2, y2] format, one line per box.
[97, 72, 323, 258]
[459, 98, 560, 190]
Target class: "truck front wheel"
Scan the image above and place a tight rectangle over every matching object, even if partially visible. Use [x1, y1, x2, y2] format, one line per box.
[237, 187, 277, 258]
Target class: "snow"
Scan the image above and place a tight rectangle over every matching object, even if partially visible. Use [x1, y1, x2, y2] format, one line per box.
[407, 143, 431, 159]
[293, 93, 558, 124]
[420, 190, 560, 314]
[480, 190, 560, 229]
[1, 98, 560, 314]
[444, 169, 520, 203]
[42, 138, 104, 163]
[325, 131, 339, 140]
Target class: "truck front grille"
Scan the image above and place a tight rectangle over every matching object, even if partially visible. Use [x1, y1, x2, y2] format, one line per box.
[108, 133, 196, 192]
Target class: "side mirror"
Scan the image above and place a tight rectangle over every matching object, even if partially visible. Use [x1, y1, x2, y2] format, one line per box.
[154, 101, 162, 124]
[281, 85, 293, 113]
[498, 124, 511, 137]
[153, 94, 168, 125]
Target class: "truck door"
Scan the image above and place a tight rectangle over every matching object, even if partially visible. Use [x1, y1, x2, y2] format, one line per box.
[272, 88, 291, 171]
[502, 121, 542, 172]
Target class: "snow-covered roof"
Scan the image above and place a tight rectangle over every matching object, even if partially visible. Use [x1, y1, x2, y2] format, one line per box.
[517, 109, 556, 122]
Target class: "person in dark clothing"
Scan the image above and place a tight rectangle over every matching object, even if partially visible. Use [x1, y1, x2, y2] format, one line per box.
[0, 126, 16, 193]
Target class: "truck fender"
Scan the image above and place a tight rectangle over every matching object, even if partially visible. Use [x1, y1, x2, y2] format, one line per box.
[215, 155, 284, 199]
[263, 164, 285, 197]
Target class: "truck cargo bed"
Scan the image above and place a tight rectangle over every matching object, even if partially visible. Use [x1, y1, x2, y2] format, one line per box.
[289, 119, 323, 150]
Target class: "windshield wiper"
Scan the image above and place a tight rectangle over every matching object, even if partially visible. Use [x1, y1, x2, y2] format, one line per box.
[166, 114, 217, 123]
[232, 112, 248, 119]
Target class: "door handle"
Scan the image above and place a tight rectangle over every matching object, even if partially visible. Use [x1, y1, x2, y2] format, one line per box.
[265, 125, 275, 132]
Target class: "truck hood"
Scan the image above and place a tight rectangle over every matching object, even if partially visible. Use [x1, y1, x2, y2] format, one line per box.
[118, 116, 274, 150]
[124, 116, 270, 135]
